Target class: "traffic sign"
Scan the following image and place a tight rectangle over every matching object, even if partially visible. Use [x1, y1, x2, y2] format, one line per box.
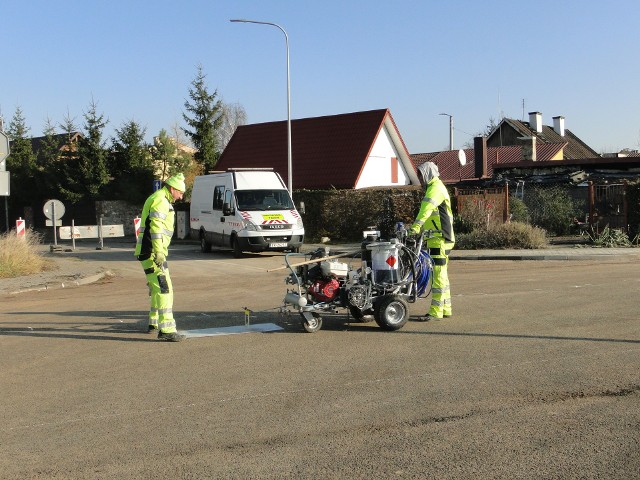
[0, 171, 9, 196]
[0, 131, 9, 171]
[43, 199, 65, 220]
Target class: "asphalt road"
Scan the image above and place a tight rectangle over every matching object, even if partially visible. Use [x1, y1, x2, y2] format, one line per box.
[1, 244, 639, 479]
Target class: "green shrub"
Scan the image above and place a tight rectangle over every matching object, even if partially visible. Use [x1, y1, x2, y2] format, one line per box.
[455, 221, 548, 249]
[509, 196, 530, 223]
[582, 225, 640, 248]
[523, 186, 580, 236]
[453, 214, 475, 235]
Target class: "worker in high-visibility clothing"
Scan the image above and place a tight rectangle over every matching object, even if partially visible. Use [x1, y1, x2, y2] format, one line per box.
[409, 162, 455, 321]
[134, 173, 186, 341]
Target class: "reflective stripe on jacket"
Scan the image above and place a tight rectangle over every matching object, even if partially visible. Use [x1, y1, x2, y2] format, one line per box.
[134, 187, 175, 259]
[413, 177, 455, 244]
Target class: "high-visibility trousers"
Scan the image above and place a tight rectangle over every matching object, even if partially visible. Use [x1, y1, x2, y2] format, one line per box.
[139, 257, 177, 333]
[427, 240, 453, 318]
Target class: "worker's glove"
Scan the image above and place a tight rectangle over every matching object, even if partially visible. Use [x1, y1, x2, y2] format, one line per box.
[409, 224, 421, 235]
[153, 252, 166, 269]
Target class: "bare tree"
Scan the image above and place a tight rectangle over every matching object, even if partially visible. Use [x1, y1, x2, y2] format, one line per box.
[217, 101, 247, 151]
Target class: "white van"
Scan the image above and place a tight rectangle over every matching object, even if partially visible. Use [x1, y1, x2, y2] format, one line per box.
[190, 168, 304, 257]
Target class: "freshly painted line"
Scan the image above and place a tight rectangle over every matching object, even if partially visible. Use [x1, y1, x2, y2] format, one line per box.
[181, 323, 283, 338]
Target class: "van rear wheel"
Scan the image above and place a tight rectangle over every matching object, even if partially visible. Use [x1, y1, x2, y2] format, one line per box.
[200, 234, 211, 253]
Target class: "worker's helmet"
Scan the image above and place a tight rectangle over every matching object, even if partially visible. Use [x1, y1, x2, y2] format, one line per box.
[165, 173, 186, 192]
[417, 162, 439, 185]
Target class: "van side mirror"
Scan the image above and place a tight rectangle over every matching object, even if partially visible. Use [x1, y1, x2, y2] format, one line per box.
[299, 201, 305, 214]
[223, 203, 234, 216]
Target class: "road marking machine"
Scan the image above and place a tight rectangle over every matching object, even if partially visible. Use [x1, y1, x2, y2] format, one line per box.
[277, 224, 436, 332]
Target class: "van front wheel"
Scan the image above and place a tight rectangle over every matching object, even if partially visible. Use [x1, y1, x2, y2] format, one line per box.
[232, 237, 243, 258]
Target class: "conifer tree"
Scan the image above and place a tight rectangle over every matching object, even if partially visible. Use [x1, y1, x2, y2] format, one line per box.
[76, 99, 109, 198]
[55, 112, 83, 203]
[35, 118, 62, 200]
[182, 65, 223, 172]
[6, 106, 37, 212]
[109, 119, 154, 203]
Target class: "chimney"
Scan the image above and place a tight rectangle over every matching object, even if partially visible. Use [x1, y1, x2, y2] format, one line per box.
[473, 136, 488, 179]
[528, 111, 542, 133]
[552, 115, 565, 136]
[519, 136, 537, 161]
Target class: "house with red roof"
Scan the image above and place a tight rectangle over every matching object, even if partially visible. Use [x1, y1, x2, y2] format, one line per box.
[411, 142, 566, 183]
[487, 112, 600, 160]
[411, 111, 603, 184]
[215, 109, 420, 189]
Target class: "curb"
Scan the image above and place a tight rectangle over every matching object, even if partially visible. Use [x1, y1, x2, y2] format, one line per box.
[7, 270, 115, 296]
[449, 254, 615, 261]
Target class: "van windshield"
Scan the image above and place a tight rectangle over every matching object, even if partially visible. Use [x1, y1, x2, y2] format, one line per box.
[235, 189, 294, 211]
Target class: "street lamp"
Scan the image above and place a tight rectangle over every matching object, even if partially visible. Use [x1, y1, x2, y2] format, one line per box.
[230, 19, 293, 195]
[439, 113, 453, 150]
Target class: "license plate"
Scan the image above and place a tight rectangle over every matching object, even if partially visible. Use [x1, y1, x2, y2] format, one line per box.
[269, 242, 288, 248]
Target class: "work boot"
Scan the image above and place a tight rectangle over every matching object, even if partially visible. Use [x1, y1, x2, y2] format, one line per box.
[157, 331, 185, 342]
[147, 324, 159, 333]
[415, 314, 434, 322]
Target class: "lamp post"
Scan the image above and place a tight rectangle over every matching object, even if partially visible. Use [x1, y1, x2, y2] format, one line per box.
[439, 113, 453, 150]
[230, 19, 293, 195]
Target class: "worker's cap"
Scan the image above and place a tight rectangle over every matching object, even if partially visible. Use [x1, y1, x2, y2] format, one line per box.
[165, 173, 186, 192]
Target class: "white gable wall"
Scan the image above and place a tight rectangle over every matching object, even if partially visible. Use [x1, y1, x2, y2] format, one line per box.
[355, 126, 410, 189]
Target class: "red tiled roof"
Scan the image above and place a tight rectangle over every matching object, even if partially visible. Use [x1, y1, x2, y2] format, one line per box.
[411, 143, 566, 182]
[216, 109, 411, 189]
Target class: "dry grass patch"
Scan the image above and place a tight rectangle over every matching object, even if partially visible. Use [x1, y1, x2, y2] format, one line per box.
[456, 221, 548, 249]
[0, 230, 55, 278]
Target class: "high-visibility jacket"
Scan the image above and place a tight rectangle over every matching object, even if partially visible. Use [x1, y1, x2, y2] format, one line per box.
[412, 177, 455, 244]
[134, 187, 175, 259]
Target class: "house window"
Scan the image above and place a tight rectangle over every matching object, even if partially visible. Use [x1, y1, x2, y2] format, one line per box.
[391, 157, 398, 183]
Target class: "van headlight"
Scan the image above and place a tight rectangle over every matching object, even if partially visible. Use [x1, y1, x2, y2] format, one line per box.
[243, 221, 258, 231]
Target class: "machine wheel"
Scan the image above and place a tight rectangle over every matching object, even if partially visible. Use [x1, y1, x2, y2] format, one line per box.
[301, 312, 323, 333]
[200, 233, 211, 253]
[348, 305, 374, 323]
[374, 295, 409, 331]
[232, 237, 243, 258]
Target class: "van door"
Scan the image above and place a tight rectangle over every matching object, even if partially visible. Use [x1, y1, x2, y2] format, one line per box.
[221, 188, 235, 247]
[211, 184, 226, 246]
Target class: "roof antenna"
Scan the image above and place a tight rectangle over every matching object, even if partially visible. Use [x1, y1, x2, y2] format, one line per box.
[522, 98, 525, 121]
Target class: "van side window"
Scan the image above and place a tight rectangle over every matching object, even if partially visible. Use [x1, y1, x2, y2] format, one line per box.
[213, 185, 225, 210]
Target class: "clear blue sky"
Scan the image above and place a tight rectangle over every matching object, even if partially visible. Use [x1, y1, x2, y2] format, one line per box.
[2, 0, 639, 155]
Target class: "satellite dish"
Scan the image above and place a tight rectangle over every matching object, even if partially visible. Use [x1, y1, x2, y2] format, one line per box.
[458, 149, 467, 166]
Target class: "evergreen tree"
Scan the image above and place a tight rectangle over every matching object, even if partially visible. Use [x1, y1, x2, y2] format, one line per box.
[55, 112, 83, 203]
[35, 118, 61, 200]
[110, 119, 149, 175]
[109, 119, 154, 203]
[182, 65, 223, 172]
[6, 106, 37, 213]
[76, 99, 109, 198]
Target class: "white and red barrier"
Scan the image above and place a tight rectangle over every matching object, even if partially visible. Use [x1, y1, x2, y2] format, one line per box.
[134, 217, 141, 238]
[16, 217, 25, 238]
